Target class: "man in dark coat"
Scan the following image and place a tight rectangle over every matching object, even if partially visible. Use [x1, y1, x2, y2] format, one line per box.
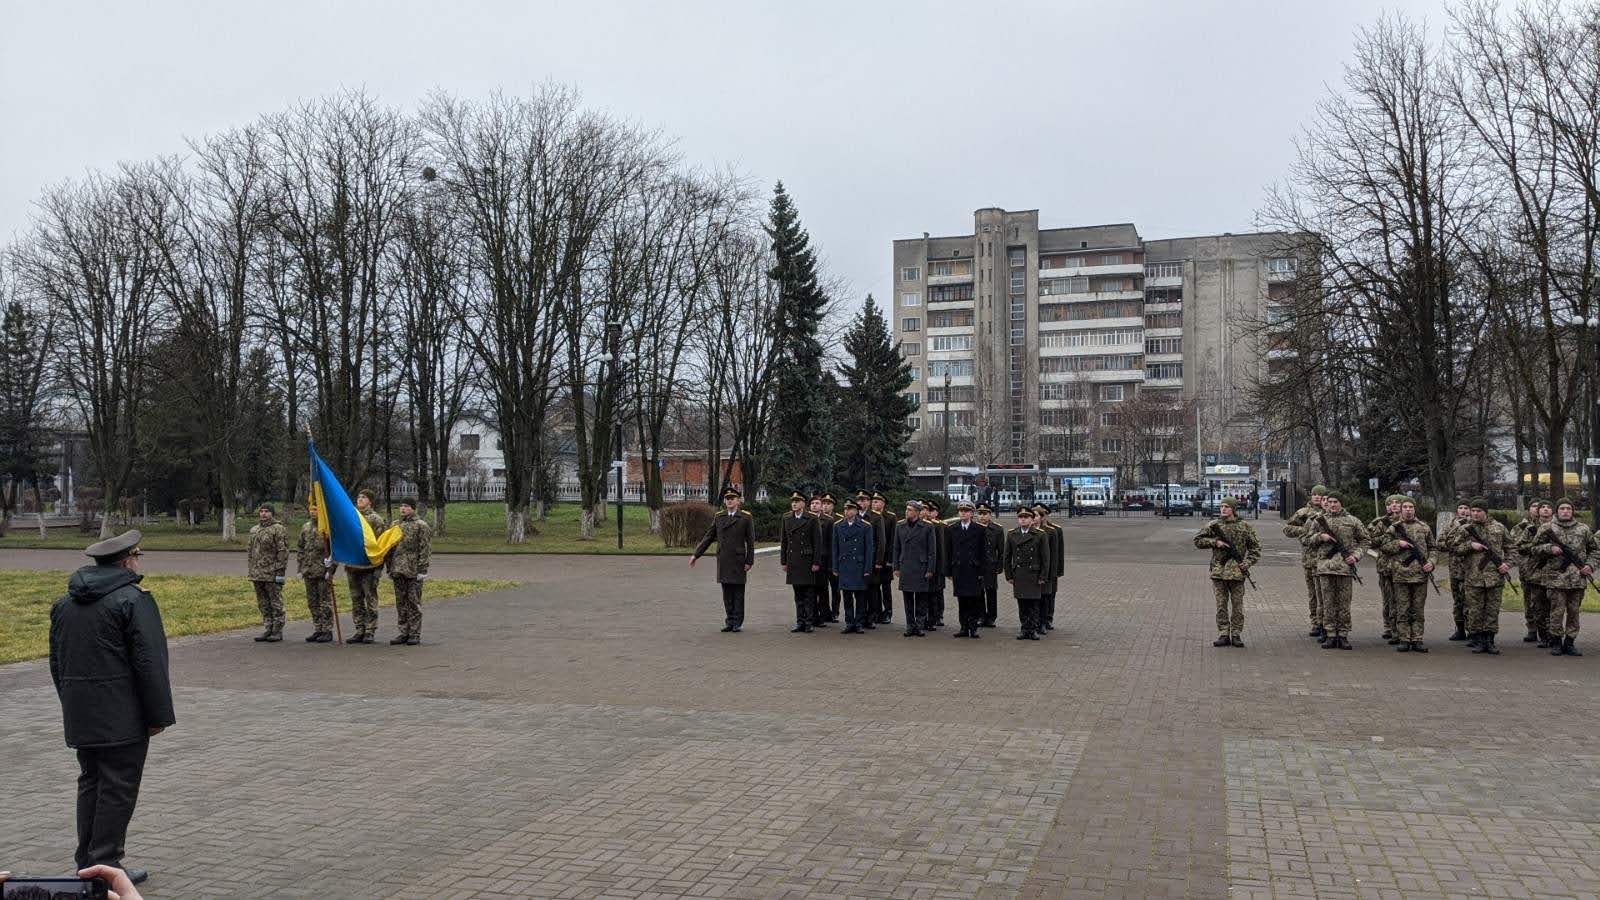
[948, 501, 988, 638]
[779, 491, 823, 633]
[809, 494, 835, 627]
[830, 499, 876, 633]
[1005, 508, 1053, 640]
[1034, 504, 1064, 633]
[924, 498, 948, 629]
[979, 505, 1005, 627]
[819, 494, 843, 623]
[50, 530, 174, 886]
[872, 492, 897, 624]
[691, 488, 757, 632]
[893, 500, 938, 636]
[855, 491, 882, 629]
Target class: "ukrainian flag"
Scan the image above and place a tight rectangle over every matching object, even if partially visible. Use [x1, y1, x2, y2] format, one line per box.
[309, 440, 402, 566]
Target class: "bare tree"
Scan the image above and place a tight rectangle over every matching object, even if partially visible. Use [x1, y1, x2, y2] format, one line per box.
[0, 256, 57, 536]
[711, 228, 782, 493]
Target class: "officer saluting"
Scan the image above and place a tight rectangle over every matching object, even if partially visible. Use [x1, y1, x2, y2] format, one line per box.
[691, 488, 757, 632]
[50, 530, 175, 887]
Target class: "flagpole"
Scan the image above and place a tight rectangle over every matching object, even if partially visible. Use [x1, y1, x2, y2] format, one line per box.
[307, 426, 344, 645]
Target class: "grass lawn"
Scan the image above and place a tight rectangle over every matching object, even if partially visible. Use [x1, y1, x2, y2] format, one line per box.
[0, 570, 515, 665]
[0, 502, 697, 555]
[1499, 583, 1600, 613]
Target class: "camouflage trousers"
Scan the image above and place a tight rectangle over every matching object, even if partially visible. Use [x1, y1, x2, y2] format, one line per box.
[1303, 568, 1322, 627]
[252, 580, 285, 634]
[1317, 575, 1353, 636]
[1391, 581, 1427, 642]
[1449, 570, 1468, 630]
[1523, 582, 1549, 635]
[346, 568, 382, 637]
[1378, 573, 1396, 633]
[1547, 588, 1582, 638]
[303, 575, 335, 632]
[1466, 584, 1503, 635]
[392, 575, 424, 638]
[1213, 579, 1245, 637]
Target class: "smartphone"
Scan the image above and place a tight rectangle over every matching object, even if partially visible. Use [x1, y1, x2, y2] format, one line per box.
[0, 877, 109, 899]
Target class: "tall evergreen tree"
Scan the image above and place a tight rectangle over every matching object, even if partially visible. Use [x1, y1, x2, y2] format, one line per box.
[836, 296, 916, 491]
[762, 182, 833, 493]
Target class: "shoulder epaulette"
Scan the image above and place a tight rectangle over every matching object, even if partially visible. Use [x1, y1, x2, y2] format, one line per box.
[740, 509, 752, 517]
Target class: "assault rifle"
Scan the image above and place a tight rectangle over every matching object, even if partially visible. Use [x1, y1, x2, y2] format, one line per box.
[1389, 520, 1440, 595]
[1536, 528, 1600, 593]
[1313, 514, 1363, 584]
[1206, 521, 1258, 591]
[1467, 522, 1521, 596]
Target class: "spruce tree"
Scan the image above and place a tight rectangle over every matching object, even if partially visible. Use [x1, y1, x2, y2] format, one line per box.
[836, 295, 916, 491]
[762, 182, 834, 494]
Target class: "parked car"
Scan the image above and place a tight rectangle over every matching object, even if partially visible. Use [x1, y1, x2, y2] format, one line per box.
[1034, 490, 1059, 509]
[1074, 489, 1108, 515]
[1160, 493, 1199, 516]
[996, 490, 1020, 511]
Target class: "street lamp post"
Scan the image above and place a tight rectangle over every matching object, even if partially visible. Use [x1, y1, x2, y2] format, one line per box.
[607, 321, 625, 550]
[1588, 317, 1600, 526]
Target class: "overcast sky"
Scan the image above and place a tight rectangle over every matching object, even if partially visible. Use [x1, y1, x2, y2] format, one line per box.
[3, 0, 1450, 310]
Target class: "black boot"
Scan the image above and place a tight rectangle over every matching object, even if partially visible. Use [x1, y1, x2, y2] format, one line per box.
[1412, 641, 1428, 653]
[1564, 636, 1582, 656]
[1230, 635, 1244, 648]
[1321, 635, 1338, 649]
[1524, 630, 1538, 642]
[1214, 634, 1231, 647]
[1396, 641, 1411, 652]
[790, 624, 807, 633]
[1448, 627, 1467, 641]
[1482, 634, 1500, 655]
[390, 635, 409, 645]
[1339, 635, 1353, 650]
[253, 630, 272, 642]
[1466, 632, 1483, 650]
[1382, 629, 1392, 640]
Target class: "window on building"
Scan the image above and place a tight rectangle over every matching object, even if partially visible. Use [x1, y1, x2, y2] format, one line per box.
[459, 433, 480, 450]
[1267, 257, 1298, 274]
[1008, 247, 1027, 266]
[930, 335, 974, 352]
[1091, 275, 1133, 293]
[904, 392, 920, 407]
[1040, 355, 1142, 375]
[929, 261, 970, 277]
[901, 266, 921, 281]
[900, 342, 921, 356]
[1040, 327, 1142, 349]
[929, 283, 974, 302]
[1039, 382, 1088, 401]
[928, 385, 977, 403]
[1146, 287, 1183, 305]
[1144, 311, 1183, 329]
[492, 468, 507, 478]
[929, 410, 976, 428]
[1146, 363, 1184, 380]
[907, 416, 921, 430]
[1145, 261, 1183, 279]
[901, 292, 921, 307]
[1101, 438, 1123, 453]
[1099, 384, 1126, 402]
[901, 317, 921, 332]
[1145, 337, 1182, 355]
[1039, 300, 1143, 321]
[908, 367, 921, 381]
[929, 359, 974, 378]
[1039, 408, 1087, 428]
[1040, 276, 1091, 296]
[928, 311, 974, 328]
[496, 438, 504, 450]
[1101, 253, 1123, 265]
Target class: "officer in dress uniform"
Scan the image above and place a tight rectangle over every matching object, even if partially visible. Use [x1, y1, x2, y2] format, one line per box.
[810, 493, 836, 626]
[1005, 507, 1052, 640]
[780, 491, 824, 633]
[924, 498, 949, 629]
[830, 498, 876, 633]
[979, 505, 1005, 627]
[893, 499, 937, 636]
[820, 493, 843, 623]
[948, 500, 988, 638]
[872, 492, 898, 624]
[690, 488, 757, 632]
[1033, 505, 1063, 633]
[855, 490, 883, 629]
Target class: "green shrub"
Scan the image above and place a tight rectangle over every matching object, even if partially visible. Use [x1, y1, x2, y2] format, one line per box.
[659, 501, 715, 548]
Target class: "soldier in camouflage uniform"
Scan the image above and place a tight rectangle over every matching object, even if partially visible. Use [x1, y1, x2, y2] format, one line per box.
[1521, 499, 1557, 647]
[1530, 497, 1597, 657]
[1440, 500, 1472, 640]
[1373, 498, 1436, 652]
[246, 504, 289, 642]
[1194, 496, 1260, 648]
[1283, 485, 1329, 639]
[344, 489, 386, 644]
[1301, 493, 1367, 650]
[1510, 500, 1549, 646]
[297, 502, 337, 642]
[1443, 498, 1511, 654]
[1369, 495, 1403, 643]
[385, 498, 432, 645]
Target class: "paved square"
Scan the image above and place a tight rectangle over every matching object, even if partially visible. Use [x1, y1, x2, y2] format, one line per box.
[2, 518, 1597, 898]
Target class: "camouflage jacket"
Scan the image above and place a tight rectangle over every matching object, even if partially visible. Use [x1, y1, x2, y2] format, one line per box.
[1373, 518, 1434, 584]
[1442, 518, 1510, 588]
[296, 521, 335, 579]
[1507, 517, 1538, 571]
[1366, 515, 1395, 576]
[1440, 518, 1469, 580]
[385, 512, 433, 579]
[246, 518, 289, 581]
[1282, 505, 1322, 570]
[345, 509, 387, 571]
[1526, 519, 1600, 591]
[1300, 512, 1368, 578]
[1194, 517, 1261, 581]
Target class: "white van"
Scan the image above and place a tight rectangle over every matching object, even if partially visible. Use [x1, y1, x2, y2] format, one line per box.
[1075, 488, 1108, 515]
[997, 490, 1020, 511]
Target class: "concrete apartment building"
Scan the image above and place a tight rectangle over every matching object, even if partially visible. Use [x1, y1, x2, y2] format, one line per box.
[892, 208, 1299, 483]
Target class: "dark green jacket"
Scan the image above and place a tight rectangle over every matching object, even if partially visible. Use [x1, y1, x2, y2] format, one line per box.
[49, 566, 175, 749]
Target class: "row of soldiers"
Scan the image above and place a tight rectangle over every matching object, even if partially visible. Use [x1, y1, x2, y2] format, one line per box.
[692, 488, 1068, 639]
[1284, 486, 1592, 655]
[244, 490, 434, 645]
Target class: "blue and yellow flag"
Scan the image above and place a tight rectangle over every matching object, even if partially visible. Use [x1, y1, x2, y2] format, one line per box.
[309, 440, 402, 567]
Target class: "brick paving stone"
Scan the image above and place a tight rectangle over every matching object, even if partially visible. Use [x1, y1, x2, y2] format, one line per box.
[2, 519, 1597, 898]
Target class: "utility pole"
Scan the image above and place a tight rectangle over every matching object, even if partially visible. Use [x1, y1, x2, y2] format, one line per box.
[940, 369, 952, 491]
[607, 321, 625, 550]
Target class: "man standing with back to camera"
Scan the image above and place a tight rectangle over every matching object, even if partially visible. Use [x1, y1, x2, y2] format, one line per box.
[50, 530, 174, 888]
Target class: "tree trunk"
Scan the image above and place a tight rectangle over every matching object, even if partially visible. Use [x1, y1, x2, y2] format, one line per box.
[506, 504, 528, 543]
[220, 507, 237, 543]
[649, 507, 661, 533]
[1547, 423, 1567, 502]
[580, 505, 597, 539]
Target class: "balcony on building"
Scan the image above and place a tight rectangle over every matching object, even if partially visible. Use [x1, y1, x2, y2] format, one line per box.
[927, 270, 974, 286]
[1143, 376, 1184, 389]
[1038, 315, 1144, 332]
[1040, 368, 1145, 384]
[1037, 262, 1144, 278]
[1144, 261, 1184, 287]
[1266, 258, 1299, 282]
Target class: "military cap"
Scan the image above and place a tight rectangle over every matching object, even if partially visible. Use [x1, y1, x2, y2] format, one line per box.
[1535, 495, 1551, 506]
[397, 497, 417, 508]
[1017, 507, 1035, 517]
[1311, 484, 1328, 496]
[257, 503, 276, 515]
[843, 499, 859, 510]
[1219, 496, 1238, 509]
[358, 488, 377, 502]
[1322, 492, 1342, 504]
[85, 529, 142, 564]
[1455, 497, 1471, 508]
[1033, 503, 1051, 515]
[1468, 497, 1489, 510]
[1556, 496, 1576, 509]
[821, 493, 835, 503]
[789, 491, 807, 503]
[872, 491, 887, 502]
[925, 498, 941, 510]
[809, 493, 824, 503]
[855, 490, 870, 500]
[905, 499, 923, 510]
[722, 487, 742, 499]
[1386, 494, 1408, 505]
[976, 504, 992, 514]
[957, 500, 974, 511]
